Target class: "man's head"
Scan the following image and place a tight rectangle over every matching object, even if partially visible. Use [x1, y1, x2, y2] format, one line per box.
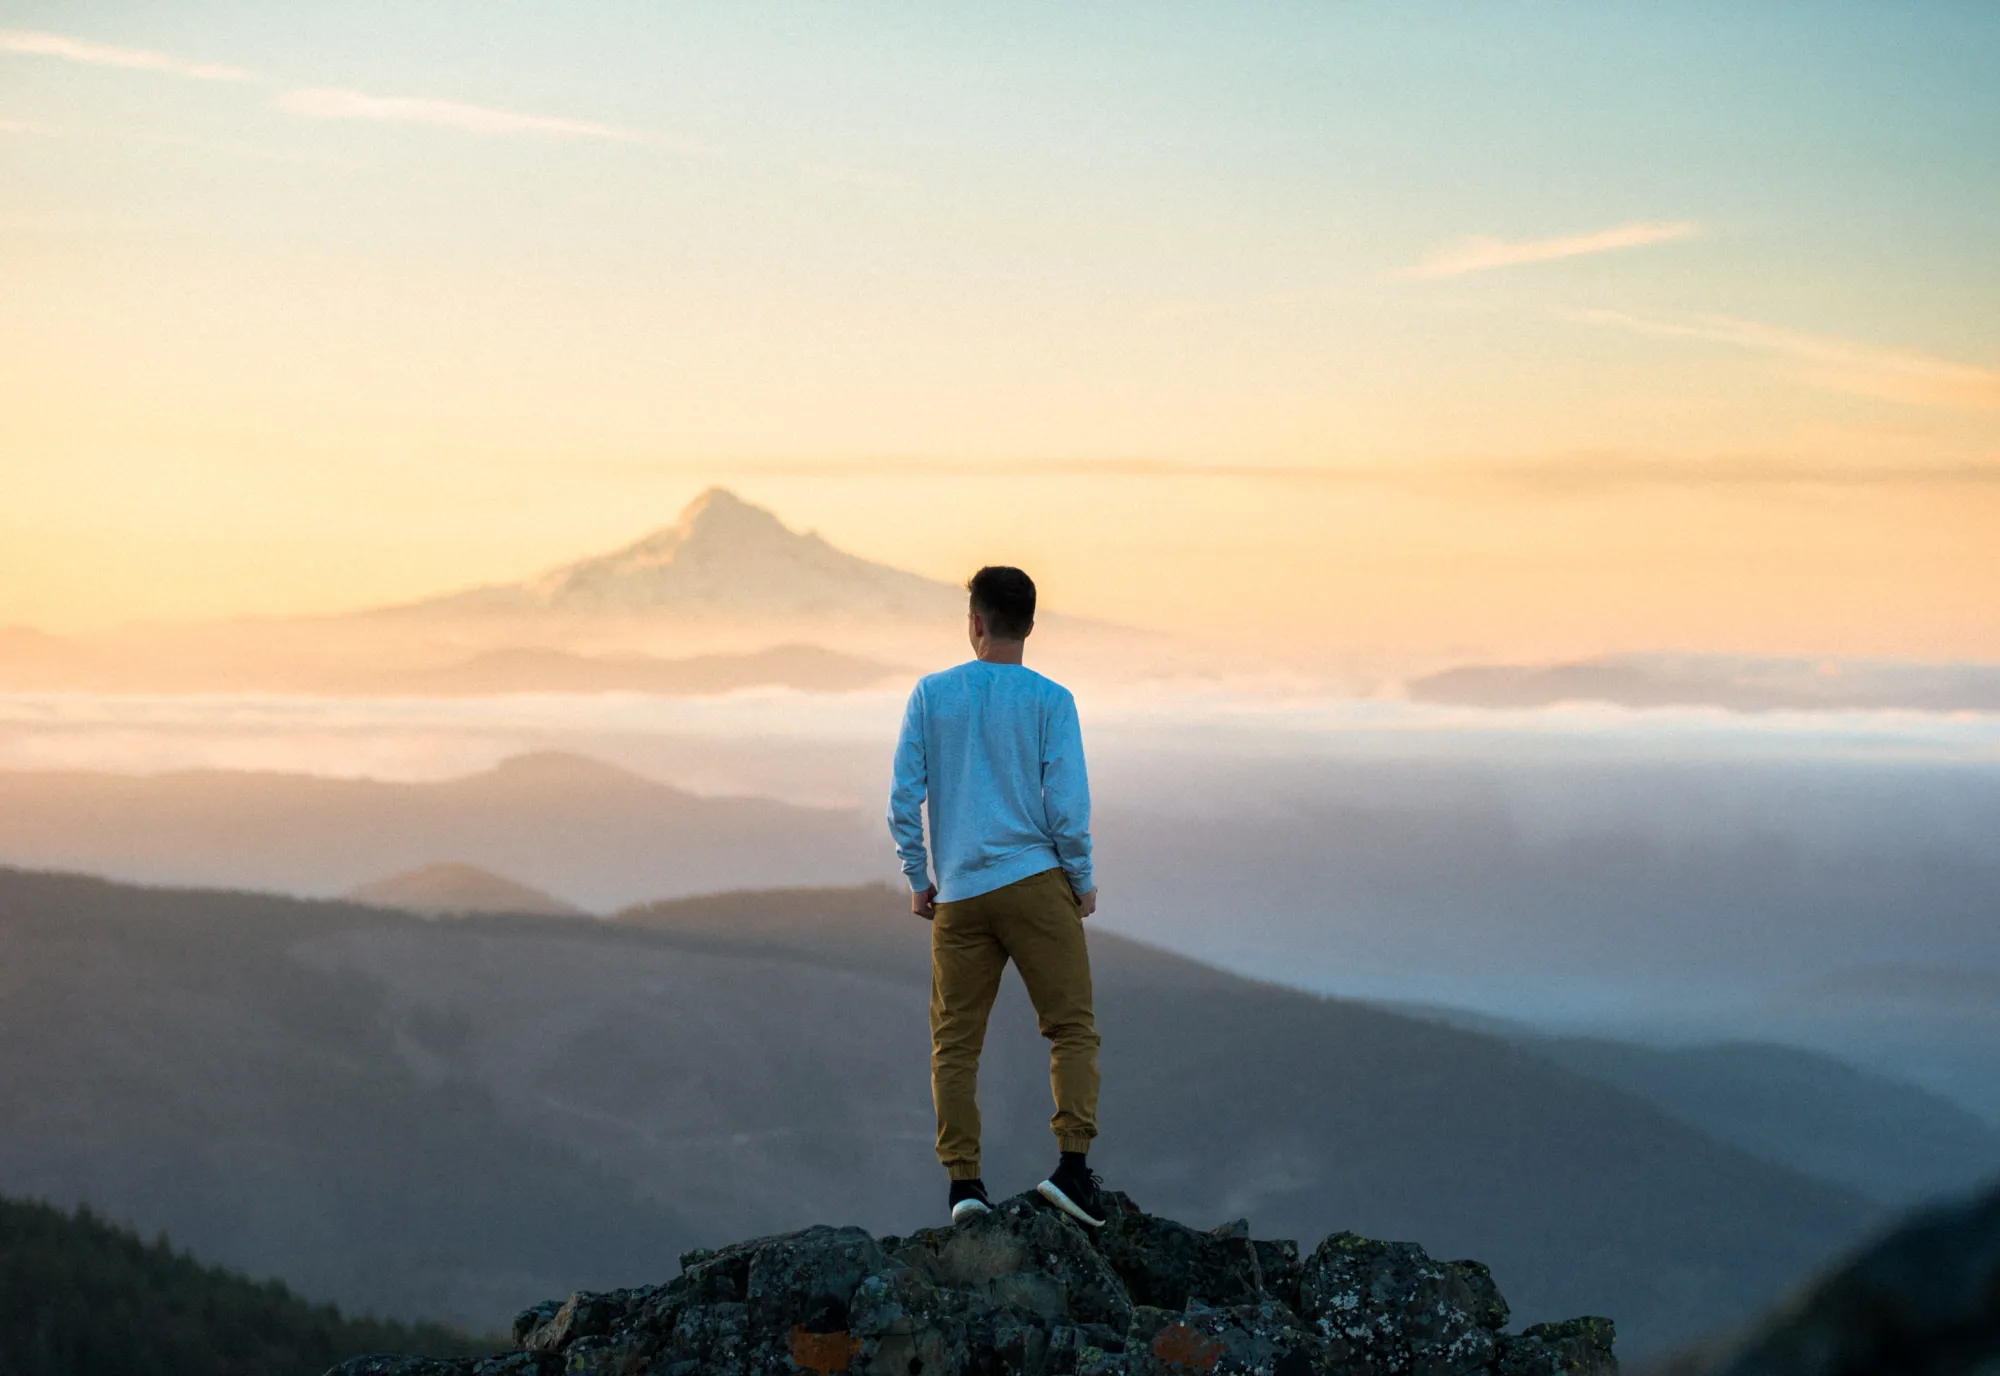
[967, 565, 1036, 646]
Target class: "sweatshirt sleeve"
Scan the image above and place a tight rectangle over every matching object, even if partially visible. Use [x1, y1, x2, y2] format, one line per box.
[1042, 689, 1094, 895]
[886, 683, 933, 892]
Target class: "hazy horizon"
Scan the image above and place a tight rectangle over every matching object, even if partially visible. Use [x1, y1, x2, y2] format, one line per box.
[5, 684, 1995, 1107]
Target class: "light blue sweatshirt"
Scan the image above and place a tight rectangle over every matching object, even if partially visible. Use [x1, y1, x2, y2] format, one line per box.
[887, 661, 1094, 904]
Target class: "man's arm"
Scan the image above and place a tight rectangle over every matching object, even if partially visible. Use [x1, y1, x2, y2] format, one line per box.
[1043, 690, 1095, 913]
[886, 684, 936, 917]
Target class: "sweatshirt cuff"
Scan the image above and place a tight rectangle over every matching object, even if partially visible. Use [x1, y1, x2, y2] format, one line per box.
[1065, 867, 1094, 896]
[905, 870, 934, 893]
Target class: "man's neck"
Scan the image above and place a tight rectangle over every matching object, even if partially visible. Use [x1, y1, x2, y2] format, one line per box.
[973, 640, 1026, 666]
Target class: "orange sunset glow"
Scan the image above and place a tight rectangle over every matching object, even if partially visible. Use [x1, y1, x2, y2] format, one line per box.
[3, 8, 1995, 664]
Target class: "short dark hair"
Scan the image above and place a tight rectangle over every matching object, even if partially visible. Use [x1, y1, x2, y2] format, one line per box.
[967, 566, 1036, 639]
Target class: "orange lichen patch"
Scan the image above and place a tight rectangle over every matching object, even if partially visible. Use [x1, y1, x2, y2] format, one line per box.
[1151, 1322, 1225, 1370]
[788, 1324, 861, 1372]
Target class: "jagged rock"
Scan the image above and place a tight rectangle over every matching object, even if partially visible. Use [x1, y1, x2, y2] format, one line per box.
[1297, 1232, 1514, 1375]
[325, 1192, 1617, 1376]
[1095, 1194, 1269, 1312]
[1495, 1320, 1617, 1376]
[517, 1285, 657, 1353]
[1451, 1260, 1512, 1333]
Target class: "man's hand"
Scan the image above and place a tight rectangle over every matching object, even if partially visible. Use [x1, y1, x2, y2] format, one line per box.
[1077, 886, 1098, 920]
[912, 885, 937, 921]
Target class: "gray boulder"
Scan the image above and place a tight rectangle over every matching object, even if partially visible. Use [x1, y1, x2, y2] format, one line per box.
[326, 1192, 1616, 1376]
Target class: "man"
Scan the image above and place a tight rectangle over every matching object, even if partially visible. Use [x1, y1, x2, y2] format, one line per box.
[887, 565, 1106, 1228]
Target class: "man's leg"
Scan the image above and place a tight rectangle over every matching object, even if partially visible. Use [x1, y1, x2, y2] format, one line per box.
[930, 890, 1009, 1182]
[992, 868, 1100, 1156]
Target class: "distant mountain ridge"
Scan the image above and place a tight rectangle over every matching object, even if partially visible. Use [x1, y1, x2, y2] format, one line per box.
[380, 489, 962, 623]
[1510, 1036, 2000, 1207]
[0, 752, 887, 909]
[347, 863, 588, 919]
[0, 489, 1149, 691]
[1375, 1001, 2000, 1208]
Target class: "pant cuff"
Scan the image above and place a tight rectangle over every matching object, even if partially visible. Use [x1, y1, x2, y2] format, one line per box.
[1056, 1133, 1095, 1154]
[945, 1162, 984, 1181]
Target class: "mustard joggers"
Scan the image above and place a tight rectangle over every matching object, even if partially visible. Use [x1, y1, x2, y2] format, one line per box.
[929, 866, 1100, 1180]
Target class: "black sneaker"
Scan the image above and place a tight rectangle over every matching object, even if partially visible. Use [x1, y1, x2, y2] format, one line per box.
[1037, 1152, 1105, 1228]
[948, 1178, 992, 1224]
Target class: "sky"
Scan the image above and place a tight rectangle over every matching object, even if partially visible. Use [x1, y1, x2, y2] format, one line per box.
[2, 2, 1997, 660]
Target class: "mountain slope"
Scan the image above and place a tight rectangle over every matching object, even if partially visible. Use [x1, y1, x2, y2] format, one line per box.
[1378, 1001, 2000, 1207]
[0, 867, 1878, 1354]
[0, 869, 693, 1329]
[1520, 1036, 2000, 1207]
[1732, 965, 2000, 1125]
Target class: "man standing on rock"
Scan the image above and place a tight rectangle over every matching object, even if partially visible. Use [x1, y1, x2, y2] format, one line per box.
[888, 565, 1107, 1229]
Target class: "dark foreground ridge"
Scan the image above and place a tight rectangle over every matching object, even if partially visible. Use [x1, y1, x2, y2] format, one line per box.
[327, 1191, 1615, 1376]
[1677, 1180, 2000, 1376]
[0, 1194, 483, 1376]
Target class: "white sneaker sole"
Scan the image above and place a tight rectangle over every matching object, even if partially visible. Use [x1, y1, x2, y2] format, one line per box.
[1037, 1180, 1105, 1228]
[950, 1198, 991, 1225]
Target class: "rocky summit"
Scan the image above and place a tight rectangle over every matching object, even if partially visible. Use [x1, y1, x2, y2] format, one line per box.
[326, 1191, 1615, 1376]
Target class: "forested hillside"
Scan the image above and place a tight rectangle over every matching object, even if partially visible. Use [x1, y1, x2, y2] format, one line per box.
[0, 1195, 483, 1376]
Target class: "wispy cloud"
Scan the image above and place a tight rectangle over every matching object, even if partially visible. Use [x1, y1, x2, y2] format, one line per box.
[1566, 307, 2000, 412]
[2, 28, 679, 148]
[276, 87, 643, 142]
[0, 28, 251, 82]
[1399, 220, 1700, 280]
